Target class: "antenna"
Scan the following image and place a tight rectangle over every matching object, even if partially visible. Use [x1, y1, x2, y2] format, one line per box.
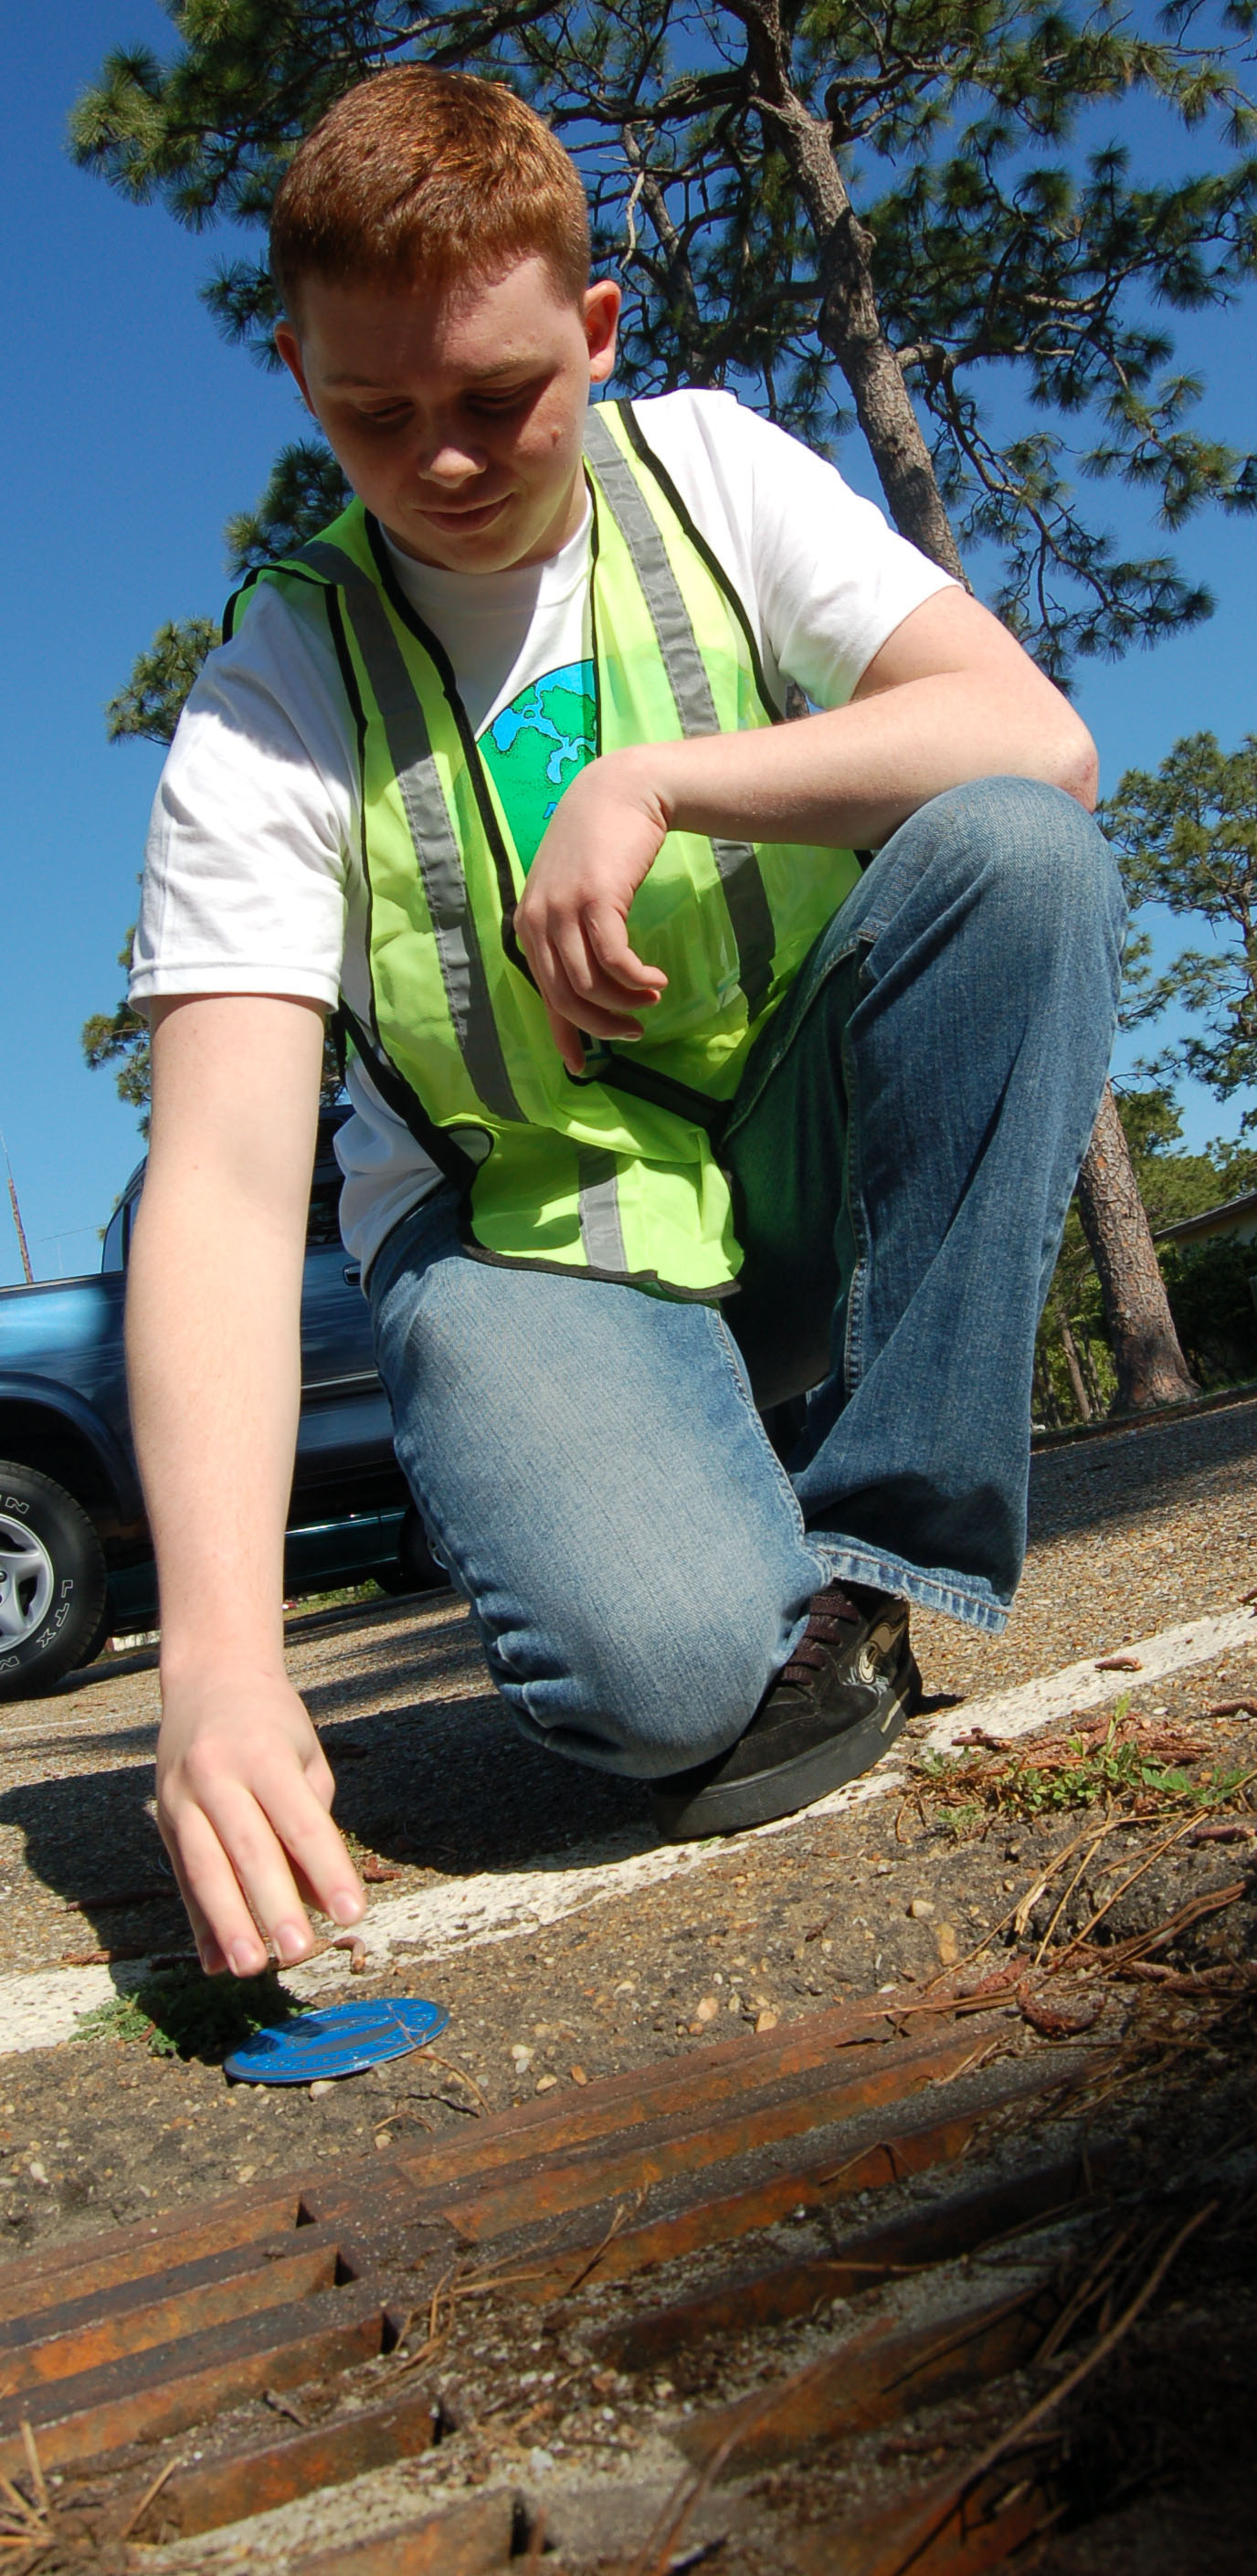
[0, 1129, 34, 1285]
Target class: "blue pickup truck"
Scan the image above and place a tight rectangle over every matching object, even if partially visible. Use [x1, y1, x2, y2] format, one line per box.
[0, 1108, 433, 1701]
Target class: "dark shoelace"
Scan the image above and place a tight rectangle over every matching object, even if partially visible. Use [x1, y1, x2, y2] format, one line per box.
[776, 1584, 862, 1686]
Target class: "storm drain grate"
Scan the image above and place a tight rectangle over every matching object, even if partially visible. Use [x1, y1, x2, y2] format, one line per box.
[0, 1989, 1110, 2570]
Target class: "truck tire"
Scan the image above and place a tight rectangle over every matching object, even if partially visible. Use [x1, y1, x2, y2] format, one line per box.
[0, 1461, 109, 1702]
[375, 1504, 446, 1597]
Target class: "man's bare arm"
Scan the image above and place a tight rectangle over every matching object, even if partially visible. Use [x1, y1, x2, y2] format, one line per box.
[514, 588, 1098, 1070]
[127, 994, 365, 1974]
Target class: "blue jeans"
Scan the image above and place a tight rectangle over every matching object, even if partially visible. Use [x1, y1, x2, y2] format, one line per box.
[370, 778, 1125, 1779]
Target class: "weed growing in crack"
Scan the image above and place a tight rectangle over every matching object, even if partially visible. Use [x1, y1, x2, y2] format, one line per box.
[72, 1966, 306, 2061]
[912, 1700, 1253, 1836]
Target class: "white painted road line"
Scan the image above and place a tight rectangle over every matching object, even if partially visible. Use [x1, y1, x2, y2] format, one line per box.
[914, 1607, 1257, 1758]
[1, 1603, 1253, 2054]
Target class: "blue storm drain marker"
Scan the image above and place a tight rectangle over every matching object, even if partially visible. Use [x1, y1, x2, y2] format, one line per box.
[224, 1996, 449, 2085]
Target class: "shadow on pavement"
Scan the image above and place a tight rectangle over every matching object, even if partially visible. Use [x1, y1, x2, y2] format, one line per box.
[0, 1681, 650, 1951]
[1028, 1395, 1256, 1543]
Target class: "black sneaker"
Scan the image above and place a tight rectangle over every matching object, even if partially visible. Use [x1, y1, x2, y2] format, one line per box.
[651, 1581, 920, 1841]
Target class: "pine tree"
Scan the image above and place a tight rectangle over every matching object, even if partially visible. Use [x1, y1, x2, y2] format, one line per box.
[1104, 731, 1257, 1124]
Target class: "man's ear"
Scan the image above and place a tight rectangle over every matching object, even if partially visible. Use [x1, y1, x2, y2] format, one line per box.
[274, 321, 315, 414]
[584, 279, 621, 385]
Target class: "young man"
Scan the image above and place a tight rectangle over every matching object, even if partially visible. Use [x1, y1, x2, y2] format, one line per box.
[127, 69, 1121, 1981]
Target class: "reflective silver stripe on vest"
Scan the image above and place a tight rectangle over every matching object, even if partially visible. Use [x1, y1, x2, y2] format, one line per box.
[582, 408, 776, 1011]
[576, 1150, 628, 1272]
[300, 542, 522, 1124]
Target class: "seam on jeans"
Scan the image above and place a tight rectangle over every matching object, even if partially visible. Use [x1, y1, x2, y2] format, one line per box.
[725, 926, 877, 1402]
[810, 1538, 1009, 1633]
[722, 930, 870, 1143]
[702, 1306, 822, 1554]
[367, 1214, 501, 1657]
[839, 996, 871, 1398]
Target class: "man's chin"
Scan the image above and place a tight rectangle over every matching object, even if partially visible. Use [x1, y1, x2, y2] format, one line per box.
[387, 499, 525, 572]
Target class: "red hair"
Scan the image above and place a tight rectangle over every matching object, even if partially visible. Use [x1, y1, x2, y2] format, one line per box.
[269, 68, 590, 314]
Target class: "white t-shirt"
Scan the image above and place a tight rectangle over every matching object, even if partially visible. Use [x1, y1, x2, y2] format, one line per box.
[132, 390, 953, 1271]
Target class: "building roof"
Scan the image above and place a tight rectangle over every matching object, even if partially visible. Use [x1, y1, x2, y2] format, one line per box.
[1154, 1188, 1257, 1247]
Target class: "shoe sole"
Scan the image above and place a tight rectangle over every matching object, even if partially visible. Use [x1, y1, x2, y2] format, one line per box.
[652, 1654, 922, 1842]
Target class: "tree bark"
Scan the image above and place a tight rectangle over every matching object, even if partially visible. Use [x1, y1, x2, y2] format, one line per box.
[1057, 1314, 1093, 1423]
[1079, 1331, 1104, 1417]
[1074, 1083, 1199, 1411]
[1033, 1346, 1059, 1427]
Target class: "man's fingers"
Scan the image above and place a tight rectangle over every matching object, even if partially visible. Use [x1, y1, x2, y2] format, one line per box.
[158, 1820, 228, 1974]
[204, 1772, 362, 1967]
[539, 916, 665, 1012]
[164, 1801, 274, 1978]
[162, 1753, 365, 1978]
[532, 935, 661, 1047]
[545, 1004, 586, 1078]
[583, 905, 668, 998]
[267, 1783, 364, 1928]
[516, 899, 666, 1012]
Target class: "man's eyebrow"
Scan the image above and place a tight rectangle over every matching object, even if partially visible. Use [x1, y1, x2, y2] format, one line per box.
[322, 360, 539, 388]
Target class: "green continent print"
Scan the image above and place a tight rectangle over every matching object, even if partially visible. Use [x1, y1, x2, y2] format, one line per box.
[479, 660, 596, 875]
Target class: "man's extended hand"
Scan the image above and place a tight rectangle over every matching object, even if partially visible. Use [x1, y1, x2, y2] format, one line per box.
[512, 750, 670, 1074]
[155, 1672, 365, 1977]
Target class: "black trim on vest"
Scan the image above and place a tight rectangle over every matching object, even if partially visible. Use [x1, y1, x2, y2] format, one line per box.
[454, 1218, 739, 1303]
[224, 557, 337, 642]
[613, 401, 785, 725]
[338, 998, 478, 1193]
[362, 514, 534, 987]
[570, 1046, 729, 1140]
[222, 565, 262, 643]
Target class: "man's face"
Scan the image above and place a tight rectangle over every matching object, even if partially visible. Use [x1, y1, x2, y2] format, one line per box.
[274, 258, 620, 574]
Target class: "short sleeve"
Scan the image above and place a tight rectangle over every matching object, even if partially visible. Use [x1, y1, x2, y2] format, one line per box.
[629, 390, 957, 710]
[130, 583, 359, 1014]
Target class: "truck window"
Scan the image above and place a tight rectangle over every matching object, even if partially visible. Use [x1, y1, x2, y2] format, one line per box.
[306, 1172, 343, 1249]
[101, 1203, 127, 1272]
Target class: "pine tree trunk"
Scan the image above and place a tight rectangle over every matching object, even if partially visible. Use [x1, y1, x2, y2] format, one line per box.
[1079, 1332, 1104, 1417]
[744, 26, 967, 580]
[735, 13, 1199, 1413]
[1058, 1315, 1093, 1423]
[1074, 1083, 1199, 1411]
[1032, 1346, 1058, 1427]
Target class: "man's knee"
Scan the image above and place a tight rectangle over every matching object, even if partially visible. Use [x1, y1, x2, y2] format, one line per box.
[497, 1572, 788, 1780]
[924, 775, 1125, 943]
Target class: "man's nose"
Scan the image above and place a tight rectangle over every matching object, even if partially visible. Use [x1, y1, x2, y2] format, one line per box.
[417, 427, 485, 484]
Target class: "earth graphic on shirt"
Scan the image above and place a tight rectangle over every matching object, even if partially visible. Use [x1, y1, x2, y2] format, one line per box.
[478, 660, 596, 874]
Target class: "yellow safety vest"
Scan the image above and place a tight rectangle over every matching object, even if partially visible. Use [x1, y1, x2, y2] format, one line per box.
[226, 399, 861, 1295]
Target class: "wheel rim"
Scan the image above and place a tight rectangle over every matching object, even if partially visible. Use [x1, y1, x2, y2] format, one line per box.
[0, 1510, 55, 1646]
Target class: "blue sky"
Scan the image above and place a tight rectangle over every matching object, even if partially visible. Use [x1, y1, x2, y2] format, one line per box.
[3, 1, 1255, 1285]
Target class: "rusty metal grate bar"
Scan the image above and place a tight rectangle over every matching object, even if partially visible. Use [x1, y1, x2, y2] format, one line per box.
[594, 2147, 1110, 2367]
[509, 2053, 1077, 2305]
[0, 2278, 390, 2480]
[290, 2489, 523, 2573]
[435, 2026, 984, 2247]
[795, 2454, 1059, 2575]
[0, 2180, 305, 2327]
[0, 2225, 345, 2400]
[676, 2275, 1065, 2475]
[137, 2378, 445, 2542]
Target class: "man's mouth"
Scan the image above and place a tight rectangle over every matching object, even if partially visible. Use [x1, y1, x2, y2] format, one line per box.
[418, 495, 510, 533]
